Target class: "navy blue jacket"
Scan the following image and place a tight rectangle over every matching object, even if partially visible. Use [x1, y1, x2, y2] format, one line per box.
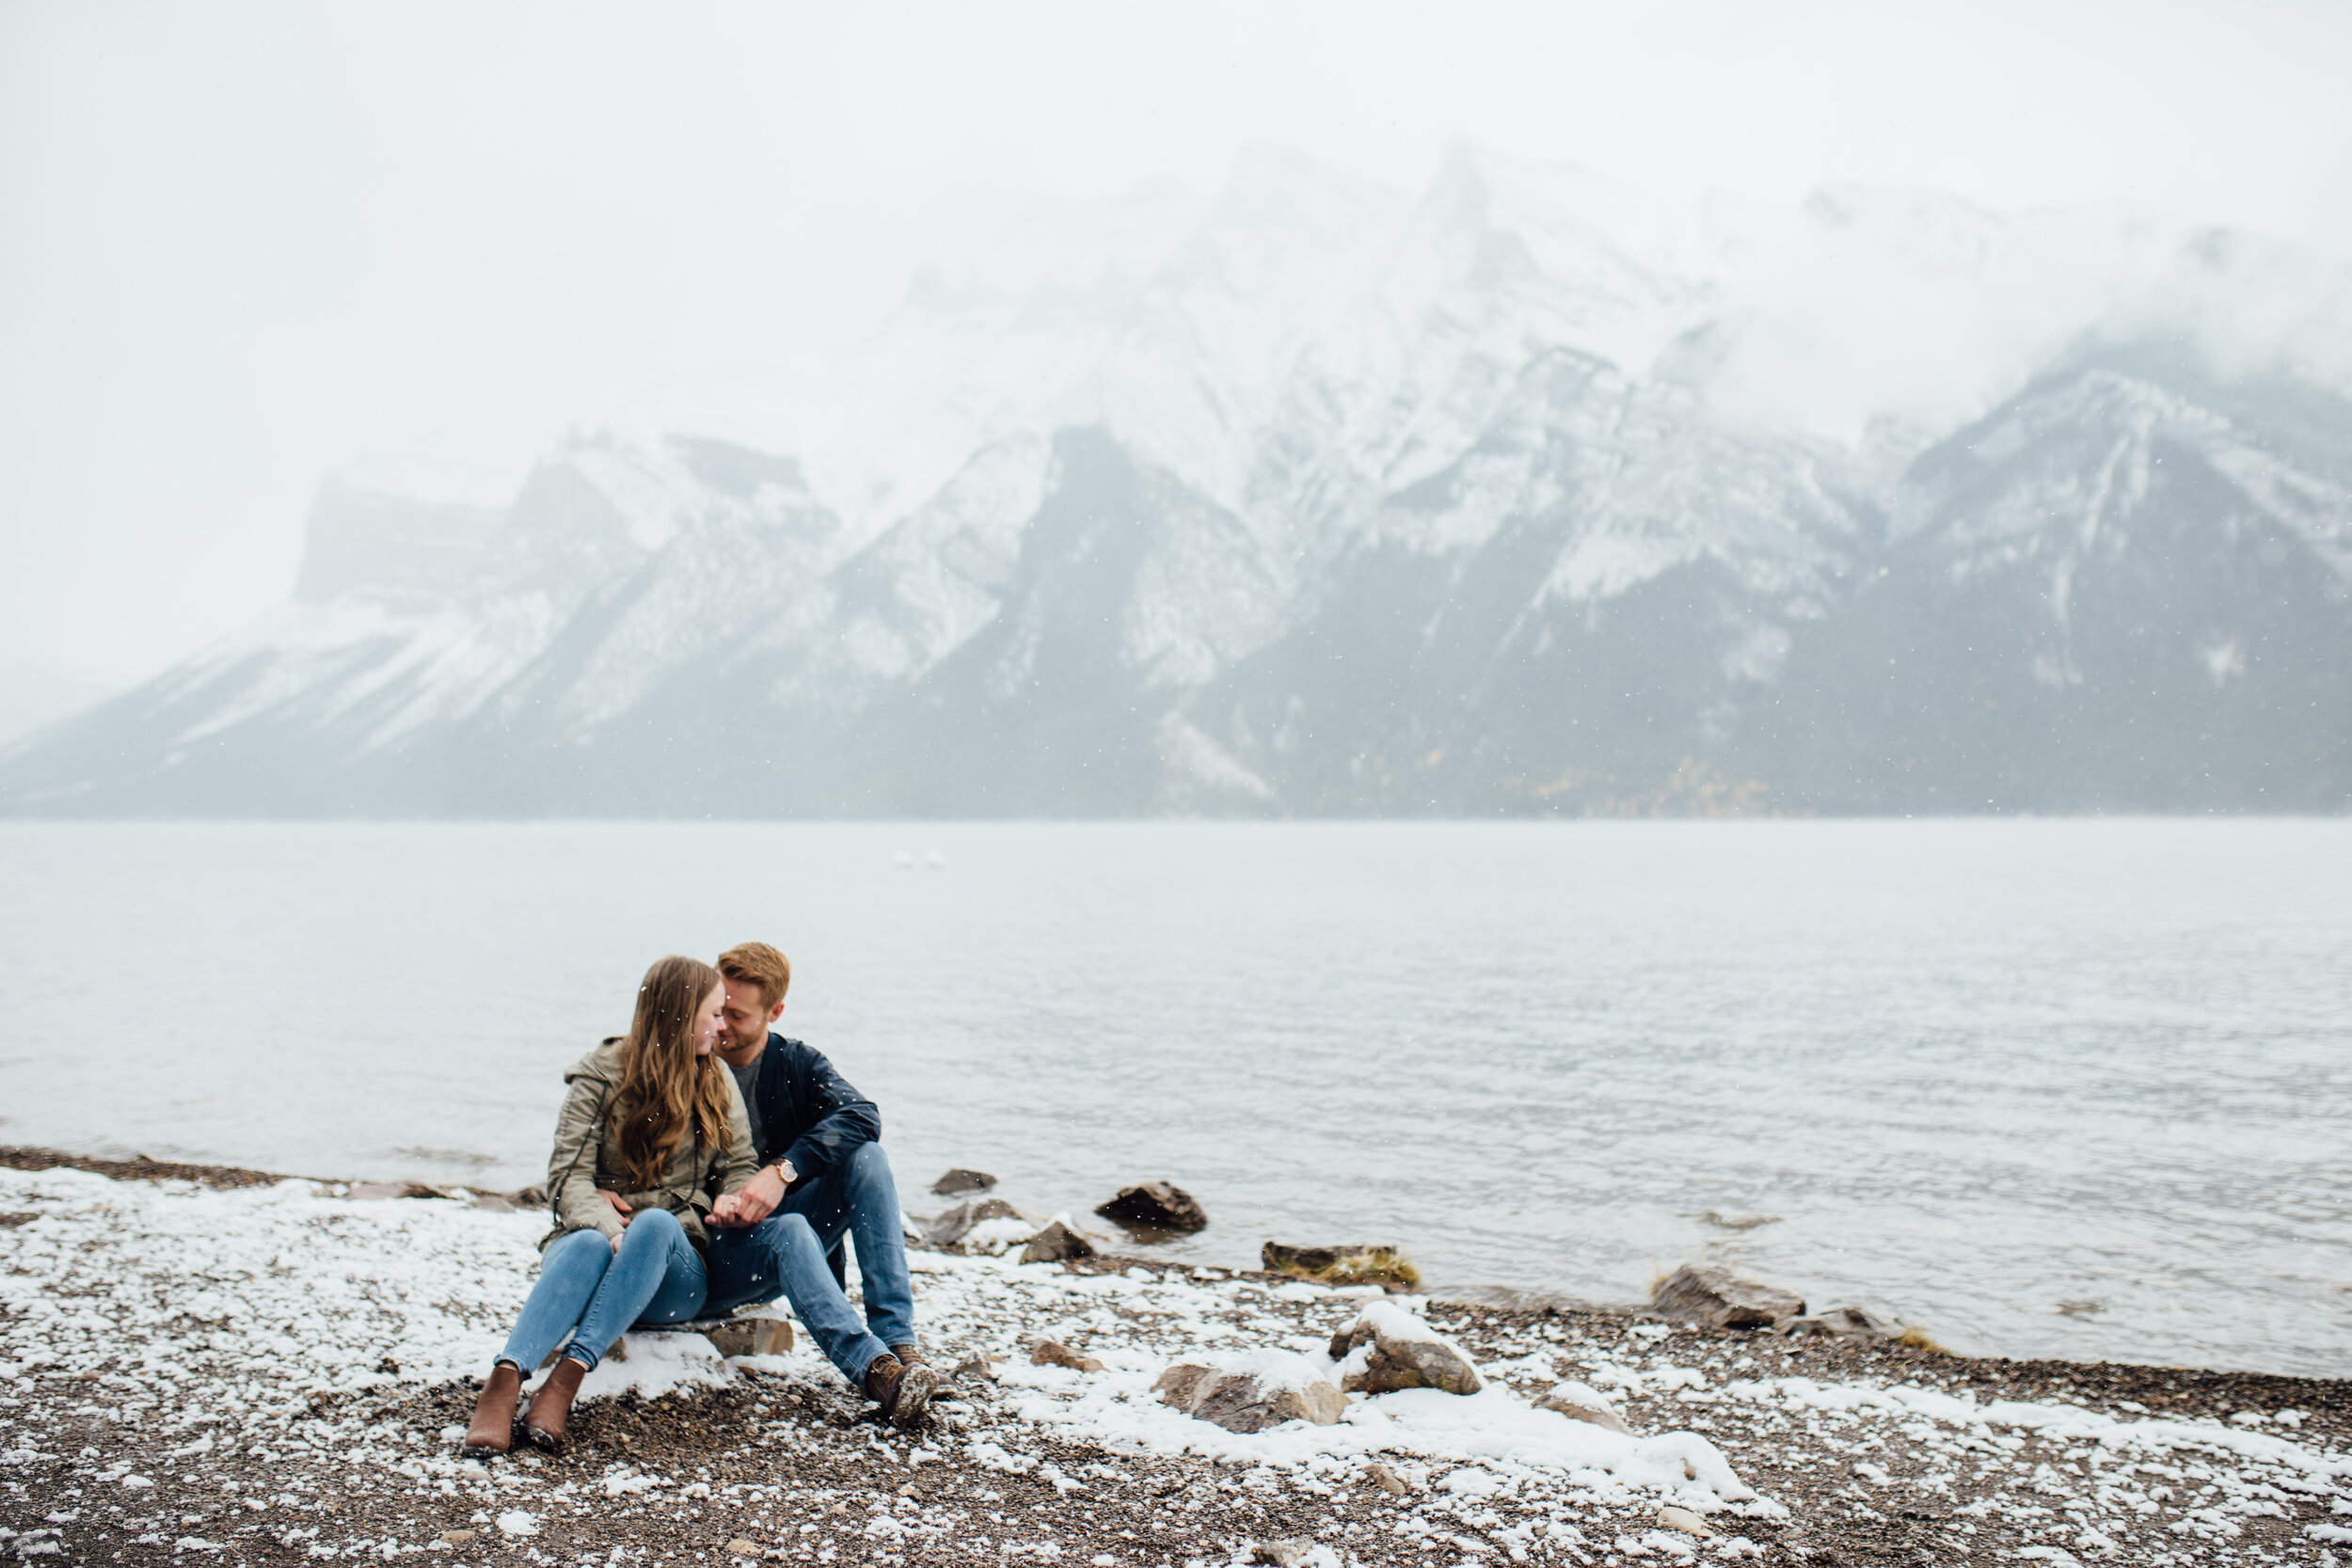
[748, 1034, 882, 1180]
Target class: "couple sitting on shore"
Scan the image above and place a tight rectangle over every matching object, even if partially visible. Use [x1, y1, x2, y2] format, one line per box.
[463, 942, 932, 1457]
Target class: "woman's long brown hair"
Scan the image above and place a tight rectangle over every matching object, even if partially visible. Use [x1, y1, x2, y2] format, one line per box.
[612, 955, 734, 1190]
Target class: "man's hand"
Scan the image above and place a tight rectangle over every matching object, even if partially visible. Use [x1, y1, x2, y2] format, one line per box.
[726, 1164, 790, 1227]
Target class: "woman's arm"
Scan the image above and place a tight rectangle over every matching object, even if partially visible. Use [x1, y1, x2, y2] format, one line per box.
[711, 1072, 760, 1205]
[546, 1075, 626, 1244]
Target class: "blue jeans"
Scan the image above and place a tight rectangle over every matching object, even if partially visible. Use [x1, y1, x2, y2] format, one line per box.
[704, 1140, 914, 1382]
[497, 1206, 708, 1373]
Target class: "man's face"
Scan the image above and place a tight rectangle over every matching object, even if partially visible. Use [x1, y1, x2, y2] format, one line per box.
[721, 978, 784, 1055]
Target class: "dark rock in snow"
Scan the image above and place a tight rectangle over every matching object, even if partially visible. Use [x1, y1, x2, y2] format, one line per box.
[1154, 1357, 1344, 1433]
[1030, 1338, 1104, 1373]
[1328, 1301, 1482, 1395]
[926, 1196, 1025, 1245]
[930, 1168, 997, 1196]
[1095, 1181, 1207, 1233]
[688, 1310, 795, 1358]
[1650, 1264, 1804, 1329]
[1019, 1220, 1097, 1265]
[1534, 1380, 1633, 1433]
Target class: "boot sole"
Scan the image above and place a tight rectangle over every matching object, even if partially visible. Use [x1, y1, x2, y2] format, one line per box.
[887, 1364, 939, 1428]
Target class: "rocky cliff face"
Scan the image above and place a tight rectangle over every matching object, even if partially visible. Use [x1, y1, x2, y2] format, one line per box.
[7, 150, 2348, 816]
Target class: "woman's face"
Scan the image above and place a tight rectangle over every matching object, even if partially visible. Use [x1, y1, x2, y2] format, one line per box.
[693, 983, 726, 1056]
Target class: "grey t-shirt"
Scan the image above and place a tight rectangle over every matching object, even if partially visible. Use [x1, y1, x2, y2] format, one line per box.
[726, 1057, 766, 1159]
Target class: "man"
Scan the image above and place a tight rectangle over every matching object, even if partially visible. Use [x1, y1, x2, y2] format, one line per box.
[700, 941, 937, 1427]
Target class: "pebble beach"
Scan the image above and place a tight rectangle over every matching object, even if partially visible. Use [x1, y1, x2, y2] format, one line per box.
[1, 1150, 2346, 1567]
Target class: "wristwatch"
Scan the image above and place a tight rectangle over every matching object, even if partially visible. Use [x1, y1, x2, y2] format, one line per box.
[770, 1159, 797, 1187]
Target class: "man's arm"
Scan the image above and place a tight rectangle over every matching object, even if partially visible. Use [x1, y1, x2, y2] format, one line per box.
[776, 1041, 882, 1181]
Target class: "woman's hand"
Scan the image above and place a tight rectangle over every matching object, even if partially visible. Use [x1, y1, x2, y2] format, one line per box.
[597, 1190, 632, 1252]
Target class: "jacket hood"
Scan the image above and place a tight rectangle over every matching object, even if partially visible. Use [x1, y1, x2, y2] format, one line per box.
[563, 1037, 627, 1086]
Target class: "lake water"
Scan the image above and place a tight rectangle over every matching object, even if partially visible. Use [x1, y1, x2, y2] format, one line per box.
[1, 818, 2345, 1377]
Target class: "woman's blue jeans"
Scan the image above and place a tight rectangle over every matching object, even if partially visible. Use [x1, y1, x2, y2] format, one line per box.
[496, 1207, 707, 1373]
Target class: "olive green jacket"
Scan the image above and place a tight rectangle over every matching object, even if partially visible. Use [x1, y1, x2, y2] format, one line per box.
[540, 1038, 757, 1255]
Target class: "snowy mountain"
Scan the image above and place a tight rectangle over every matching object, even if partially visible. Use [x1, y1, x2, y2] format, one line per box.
[6, 146, 2349, 816]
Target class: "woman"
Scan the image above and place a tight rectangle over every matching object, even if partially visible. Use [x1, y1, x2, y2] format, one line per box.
[463, 955, 757, 1455]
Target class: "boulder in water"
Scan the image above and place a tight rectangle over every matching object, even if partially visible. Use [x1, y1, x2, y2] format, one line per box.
[1095, 1181, 1207, 1232]
[930, 1168, 997, 1196]
[1262, 1241, 1419, 1291]
[1650, 1264, 1804, 1329]
[1779, 1302, 1929, 1344]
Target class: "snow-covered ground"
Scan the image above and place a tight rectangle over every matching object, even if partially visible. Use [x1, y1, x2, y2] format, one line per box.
[2, 1164, 2347, 1565]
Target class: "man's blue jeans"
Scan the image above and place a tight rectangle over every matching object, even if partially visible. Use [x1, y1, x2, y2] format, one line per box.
[496, 1207, 708, 1374]
[704, 1140, 914, 1383]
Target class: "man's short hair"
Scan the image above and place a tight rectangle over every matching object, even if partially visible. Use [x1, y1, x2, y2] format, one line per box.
[717, 942, 792, 1011]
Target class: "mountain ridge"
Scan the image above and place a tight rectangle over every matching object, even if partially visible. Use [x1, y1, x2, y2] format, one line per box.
[7, 148, 2347, 816]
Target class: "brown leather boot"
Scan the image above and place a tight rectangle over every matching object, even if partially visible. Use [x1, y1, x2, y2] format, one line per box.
[890, 1343, 928, 1370]
[462, 1362, 521, 1456]
[864, 1352, 938, 1429]
[523, 1356, 588, 1450]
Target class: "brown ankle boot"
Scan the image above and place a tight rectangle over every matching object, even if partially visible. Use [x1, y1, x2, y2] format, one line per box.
[865, 1352, 938, 1429]
[890, 1343, 928, 1369]
[462, 1363, 521, 1456]
[523, 1356, 588, 1450]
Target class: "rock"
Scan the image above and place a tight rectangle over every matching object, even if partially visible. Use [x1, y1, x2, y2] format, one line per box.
[1153, 1353, 1345, 1433]
[437, 1530, 478, 1545]
[725, 1540, 763, 1557]
[1778, 1302, 1903, 1339]
[1249, 1540, 1313, 1567]
[1656, 1505, 1713, 1537]
[1534, 1380, 1632, 1433]
[691, 1309, 795, 1358]
[510, 1185, 547, 1208]
[1649, 1264, 1804, 1329]
[926, 1196, 1026, 1245]
[1030, 1338, 1104, 1373]
[1327, 1301, 1482, 1395]
[951, 1354, 1001, 1383]
[1261, 1242, 1420, 1291]
[931, 1168, 997, 1196]
[1364, 1461, 1409, 1496]
[1094, 1181, 1207, 1233]
[1019, 1219, 1097, 1265]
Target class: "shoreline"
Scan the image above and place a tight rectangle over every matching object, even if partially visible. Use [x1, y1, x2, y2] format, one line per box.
[3, 1148, 2347, 1565]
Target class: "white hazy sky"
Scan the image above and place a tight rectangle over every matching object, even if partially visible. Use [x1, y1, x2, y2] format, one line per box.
[3, 0, 2348, 695]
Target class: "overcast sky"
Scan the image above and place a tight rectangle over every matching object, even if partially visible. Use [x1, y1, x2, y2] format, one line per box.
[3, 0, 2348, 701]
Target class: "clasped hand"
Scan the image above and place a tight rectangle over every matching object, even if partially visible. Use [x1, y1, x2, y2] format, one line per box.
[707, 1164, 789, 1229]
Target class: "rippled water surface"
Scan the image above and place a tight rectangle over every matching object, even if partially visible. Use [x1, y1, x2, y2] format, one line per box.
[2, 819, 2345, 1374]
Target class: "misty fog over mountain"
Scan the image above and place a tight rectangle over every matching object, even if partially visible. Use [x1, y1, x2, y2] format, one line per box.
[6, 146, 2346, 817]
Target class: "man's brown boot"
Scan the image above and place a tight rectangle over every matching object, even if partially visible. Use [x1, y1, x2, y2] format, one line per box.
[523, 1356, 588, 1450]
[890, 1343, 928, 1370]
[864, 1352, 938, 1429]
[462, 1363, 521, 1456]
